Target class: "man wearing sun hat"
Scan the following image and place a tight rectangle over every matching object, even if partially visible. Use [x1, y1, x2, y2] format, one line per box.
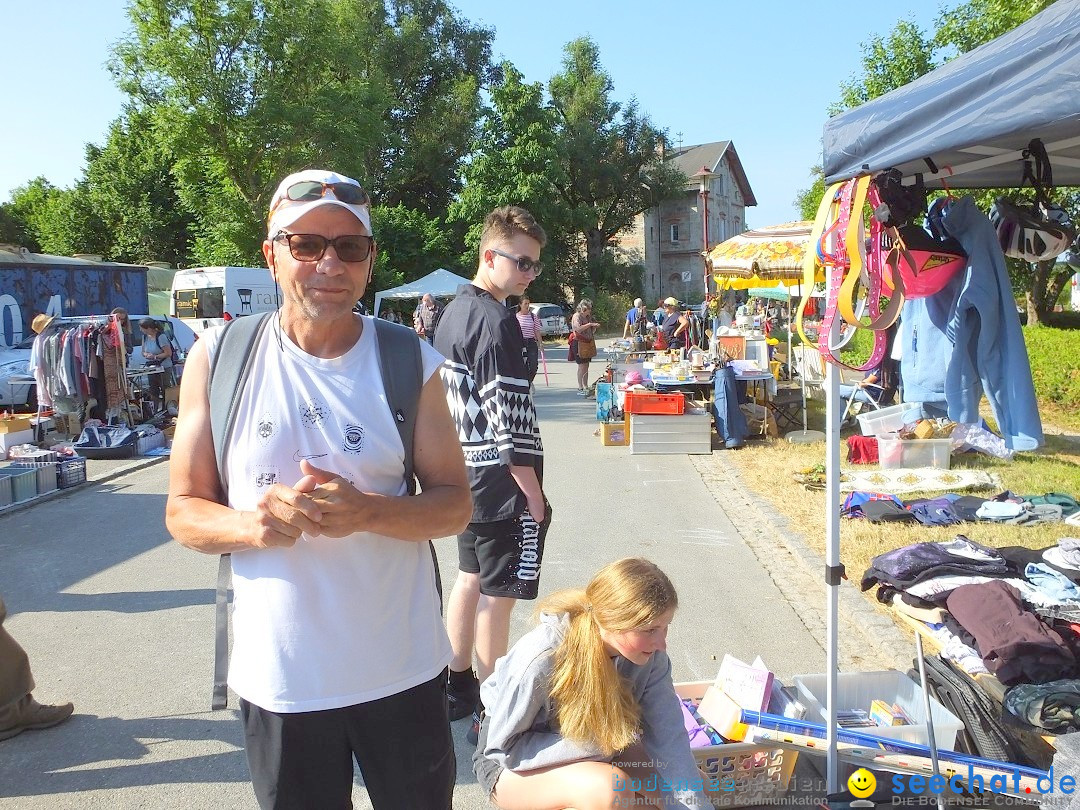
[166, 168, 471, 809]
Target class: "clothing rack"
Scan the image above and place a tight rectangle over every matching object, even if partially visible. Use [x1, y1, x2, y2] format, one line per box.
[34, 314, 137, 427]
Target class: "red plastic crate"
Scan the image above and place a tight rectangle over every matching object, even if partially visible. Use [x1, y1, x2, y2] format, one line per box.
[624, 391, 685, 415]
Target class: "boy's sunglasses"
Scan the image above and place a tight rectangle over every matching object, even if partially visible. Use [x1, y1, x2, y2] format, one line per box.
[273, 232, 374, 263]
[489, 248, 543, 277]
[282, 180, 370, 207]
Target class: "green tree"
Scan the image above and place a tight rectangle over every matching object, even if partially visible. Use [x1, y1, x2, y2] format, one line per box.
[366, 204, 458, 307]
[547, 38, 685, 295]
[794, 167, 826, 222]
[449, 62, 570, 284]
[110, 0, 488, 265]
[0, 205, 41, 253]
[366, 0, 496, 216]
[4, 178, 60, 253]
[81, 109, 195, 266]
[31, 184, 112, 258]
[830, 19, 937, 116]
[934, 0, 1055, 53]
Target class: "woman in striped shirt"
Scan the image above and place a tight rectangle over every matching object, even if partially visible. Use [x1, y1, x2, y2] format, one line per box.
[516, 296, 542, 383]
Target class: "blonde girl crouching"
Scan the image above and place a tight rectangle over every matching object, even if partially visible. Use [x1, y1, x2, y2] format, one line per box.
[473, 558, 710, 810]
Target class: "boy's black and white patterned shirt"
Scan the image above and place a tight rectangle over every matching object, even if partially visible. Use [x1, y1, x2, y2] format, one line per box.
[435, 285, 543, 523]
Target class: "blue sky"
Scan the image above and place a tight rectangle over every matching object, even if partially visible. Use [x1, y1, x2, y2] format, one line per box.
[0, 0, 942, 228]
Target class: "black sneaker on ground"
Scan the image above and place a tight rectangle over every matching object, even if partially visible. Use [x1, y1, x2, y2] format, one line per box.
[447, 671, 480, 722]
[466, 710, 482, 747]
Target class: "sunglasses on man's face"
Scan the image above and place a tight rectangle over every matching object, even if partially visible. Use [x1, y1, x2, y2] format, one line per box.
[283, 180, 371, 207]
[488, 248, 543, 277]
[274, 232, 374, 263]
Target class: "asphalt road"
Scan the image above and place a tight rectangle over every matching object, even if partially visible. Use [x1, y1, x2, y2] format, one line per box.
[0, 344, 885, 808]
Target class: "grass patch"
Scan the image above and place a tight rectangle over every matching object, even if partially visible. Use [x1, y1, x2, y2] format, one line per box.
[1024, 324, 1080, 432]
[721, 406, 1080, 596]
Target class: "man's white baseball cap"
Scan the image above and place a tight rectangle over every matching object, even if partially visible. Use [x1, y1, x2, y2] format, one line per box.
[267, 169, 372, 235]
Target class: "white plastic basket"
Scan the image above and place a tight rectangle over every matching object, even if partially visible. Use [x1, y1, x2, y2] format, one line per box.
[857, 402, 920, 436]
[793, 670, 964, 748]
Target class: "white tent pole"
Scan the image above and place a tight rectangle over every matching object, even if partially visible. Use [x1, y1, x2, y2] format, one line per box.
[374, 293, 383, 317]
[824, 361, 841, 794]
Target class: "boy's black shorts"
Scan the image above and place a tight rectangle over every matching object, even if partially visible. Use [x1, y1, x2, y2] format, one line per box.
[457, 500, 551, 599]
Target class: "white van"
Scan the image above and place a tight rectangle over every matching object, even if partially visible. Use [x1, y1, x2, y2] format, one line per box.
[170, 266, 280, 334]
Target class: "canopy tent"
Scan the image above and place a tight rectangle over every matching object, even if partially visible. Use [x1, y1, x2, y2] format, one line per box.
[823, 0, 1080, 188]
[815, 1, 1080, 794]
[373, 268, 471, 316]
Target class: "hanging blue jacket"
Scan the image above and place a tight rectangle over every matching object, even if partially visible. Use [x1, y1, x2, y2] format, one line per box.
[898, 274, 962, 409]
[942, 196, 1042, 451]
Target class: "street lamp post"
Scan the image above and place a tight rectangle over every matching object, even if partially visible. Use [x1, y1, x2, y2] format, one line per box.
[693, 166, 715, 302]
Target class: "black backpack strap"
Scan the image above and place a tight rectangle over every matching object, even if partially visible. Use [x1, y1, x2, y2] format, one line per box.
[373, 318, 423, 494]
[207, 312, 273, 710]
[372, 319, 443, 602]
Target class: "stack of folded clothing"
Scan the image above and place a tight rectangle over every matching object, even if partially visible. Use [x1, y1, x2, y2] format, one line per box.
[842, 490, 1080, 527]
[863, 537, 1080, 690]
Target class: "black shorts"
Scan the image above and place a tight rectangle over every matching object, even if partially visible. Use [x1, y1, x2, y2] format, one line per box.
[457, 500, 552, 599]
[240, 669, 454, 810]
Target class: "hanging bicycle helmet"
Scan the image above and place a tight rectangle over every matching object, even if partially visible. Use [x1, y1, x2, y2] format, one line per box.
[989, 197, 1076, 263]
[883, 221, 967, 299]
[989, 138, 1079, 263]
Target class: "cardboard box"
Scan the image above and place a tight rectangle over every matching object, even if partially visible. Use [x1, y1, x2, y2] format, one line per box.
[600, 421, 628, 446]
[56, 413, 82, 436]
[912, 419, 936, 440]
[0, 429, 34, 457]
[0, 417, 33, 434]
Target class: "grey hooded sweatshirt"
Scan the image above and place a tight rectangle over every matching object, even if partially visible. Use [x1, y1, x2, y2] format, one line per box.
[477, 612, 710, 808]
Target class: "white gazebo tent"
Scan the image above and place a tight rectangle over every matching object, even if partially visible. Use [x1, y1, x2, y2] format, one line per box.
[373, 268, 472, 316]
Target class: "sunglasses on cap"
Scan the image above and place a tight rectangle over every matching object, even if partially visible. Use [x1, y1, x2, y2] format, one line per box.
[281, 180, 371, 207]
[273, 232, 375, 263]
[488, 248, 543, 277]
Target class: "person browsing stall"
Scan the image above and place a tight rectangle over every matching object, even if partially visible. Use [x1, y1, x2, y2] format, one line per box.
[515, 295, 542, 383]
[413, 293, 443, 345]
[474, 558, 710, 809]
[139, 317, 175, 404]
[658, 297, 689, 349]
[0, 594, 74, 742]
[165, 168, 471, 810]
[435, 206, 551, 746]
[571, 300, 600, 395]
[622, 298, 648, 339]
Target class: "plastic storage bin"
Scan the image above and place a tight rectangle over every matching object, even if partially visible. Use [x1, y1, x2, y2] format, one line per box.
[857, 403, 920, 436]
[0, 467, 37, 504]
[674, 681, 797, 809]
[624, 391, 685, 415]
[10, 461, 58, 496]
[877, 435, 952, 469]
[57, 457, 87, 489]
[630, 412, 711, 454]
[793, 671, 964, 748]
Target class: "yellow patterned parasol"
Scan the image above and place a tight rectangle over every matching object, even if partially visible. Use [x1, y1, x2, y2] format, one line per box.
[709, 221, 822, 282]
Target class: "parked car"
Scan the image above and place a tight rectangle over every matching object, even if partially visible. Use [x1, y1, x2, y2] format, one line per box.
[0, 315, 196, 411]
[529, 302, 569, 338]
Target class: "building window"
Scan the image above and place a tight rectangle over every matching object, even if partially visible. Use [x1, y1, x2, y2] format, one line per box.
[670, 224, 680, 243]
[718, 219, 727, 242]
[717, 173, 724, 195]
[649, 226, 654, 244]
[733, 217, 741, 234]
